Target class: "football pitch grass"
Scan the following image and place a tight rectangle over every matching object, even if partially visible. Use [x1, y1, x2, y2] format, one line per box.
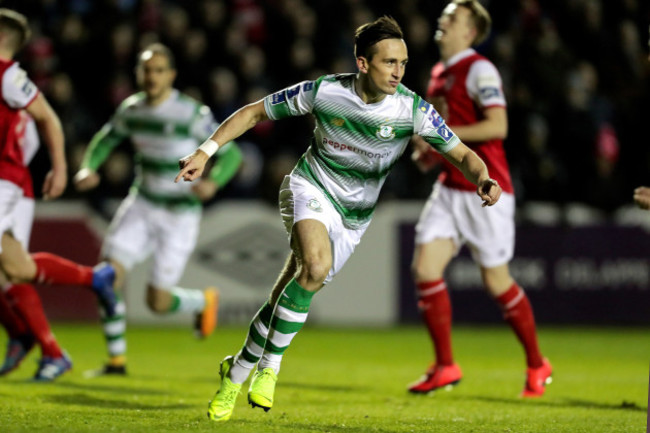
[0, 324, 647, 432]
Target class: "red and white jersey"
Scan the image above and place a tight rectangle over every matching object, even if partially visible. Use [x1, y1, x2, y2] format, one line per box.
[0, 59, 39, 188]
[426, 48, 513, 194]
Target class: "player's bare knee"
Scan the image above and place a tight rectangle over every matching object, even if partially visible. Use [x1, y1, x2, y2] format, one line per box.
[411, 263, 443, 283]
[1, 260, 33, 284]
[146, 286, 172, 313]
[411, 262, 428, 282]
[300, 257, 331, 286]
[480, 266, 513, 297]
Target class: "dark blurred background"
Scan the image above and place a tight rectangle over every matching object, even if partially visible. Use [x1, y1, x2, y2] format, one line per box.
[4, 0, 650, 217]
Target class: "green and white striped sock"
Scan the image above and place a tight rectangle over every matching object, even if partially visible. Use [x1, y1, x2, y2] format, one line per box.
[258, 279, 314, 374]
[168, 286, 205, 313]
[230, 301, 274, 384]
[101, 295, 127, 357]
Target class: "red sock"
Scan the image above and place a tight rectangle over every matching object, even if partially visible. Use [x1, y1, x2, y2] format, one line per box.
[0, 291, 29, 337]
[32, 252, 93, 287]
[6, 284, 62, 358]
[495, 283, 543, 368]
[417, 279, 454, 366]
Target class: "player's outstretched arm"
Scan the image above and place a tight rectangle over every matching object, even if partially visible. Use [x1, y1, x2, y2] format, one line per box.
[633, 186, 650, 210]
[73, 123, 125, 192]
[26, 93, 67, 200]
[442, 142, 501, 207]
[176, 100, 268, 183]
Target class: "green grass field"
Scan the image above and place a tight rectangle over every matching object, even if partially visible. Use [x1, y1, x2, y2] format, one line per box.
[0, 324, 647, 432]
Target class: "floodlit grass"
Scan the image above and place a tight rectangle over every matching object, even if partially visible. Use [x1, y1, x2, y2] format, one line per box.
[0, 324, 647, 432]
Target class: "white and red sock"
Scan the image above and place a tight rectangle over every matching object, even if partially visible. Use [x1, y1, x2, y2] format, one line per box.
[417, 279, 454, 366]
[495, 282, 543, 368]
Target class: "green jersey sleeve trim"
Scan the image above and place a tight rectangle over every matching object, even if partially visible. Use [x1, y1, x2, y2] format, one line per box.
[208, 141, 243, 187]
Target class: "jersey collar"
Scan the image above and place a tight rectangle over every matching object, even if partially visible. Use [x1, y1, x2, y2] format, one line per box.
[444, 48, 476, 68]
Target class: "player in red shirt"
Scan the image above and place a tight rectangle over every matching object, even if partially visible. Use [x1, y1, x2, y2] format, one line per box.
[408, 0, 552, 397]
[0, 9, 117, 380]
[0, 112, 73, 380]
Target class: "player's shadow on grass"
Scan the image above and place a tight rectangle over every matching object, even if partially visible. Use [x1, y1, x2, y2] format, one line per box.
[45, 393, 193, 411]
[49, 381, 171, 396]
[278, 381, 368, 393]
[183, 378, 366, 393]
[237, 419, 375, 433]
[455, 395, 647, 412]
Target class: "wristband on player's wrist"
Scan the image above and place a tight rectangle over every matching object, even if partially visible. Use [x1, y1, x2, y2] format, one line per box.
[198, 139, 219, 157]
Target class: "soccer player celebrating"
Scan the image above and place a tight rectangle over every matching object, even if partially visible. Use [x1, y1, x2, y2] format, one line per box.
[176, 16, 501, 422]
[74, 43, 242, 376]
[0, 9, 118, 379]
[407, 0, 551, 397]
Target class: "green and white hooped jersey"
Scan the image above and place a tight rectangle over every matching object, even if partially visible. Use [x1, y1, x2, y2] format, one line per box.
[264, 73, 460, 228]
[83, 89, 221, 208]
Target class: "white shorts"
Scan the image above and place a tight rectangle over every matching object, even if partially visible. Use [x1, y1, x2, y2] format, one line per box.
[102, 193, 201, 288]
[279, 175, 368, 284]
[0, 179, 24, 254]
[415, 183, 515, 268]
[11, 195, 34, 248]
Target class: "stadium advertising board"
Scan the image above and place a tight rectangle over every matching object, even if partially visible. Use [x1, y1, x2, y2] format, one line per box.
[399, 223, 650, 324]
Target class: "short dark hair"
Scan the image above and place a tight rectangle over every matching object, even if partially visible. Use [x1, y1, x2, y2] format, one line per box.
[453, 0, 491, 45]
[354, 16, 404, 61]
[137, 43, 176, 69]
[0, 8, 31, 51]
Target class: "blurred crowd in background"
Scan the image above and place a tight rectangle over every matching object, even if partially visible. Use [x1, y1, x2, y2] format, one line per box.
[6, 0, 650, 218]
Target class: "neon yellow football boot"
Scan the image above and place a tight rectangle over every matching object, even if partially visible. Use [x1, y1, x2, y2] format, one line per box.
[247, 367, 278, 411]
[207, 356, 241, 422]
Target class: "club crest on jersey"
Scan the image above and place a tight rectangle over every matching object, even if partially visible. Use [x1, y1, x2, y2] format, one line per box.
[376, 124, 395, 141]
[307, 198, 323, 213]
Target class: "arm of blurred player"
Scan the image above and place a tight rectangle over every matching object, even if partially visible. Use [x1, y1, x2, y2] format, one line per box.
[25, 93, 67, 200]
[411, 135, 444, 173]
[443, 142, 501, 207]
[192, 140, 244, 201]
[633, 186, 650, 210]
[176, 100, 268, 183]
[192, 180, 219, 202]
[441, 106, 507, 143]
[73, 120, 126, 192]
